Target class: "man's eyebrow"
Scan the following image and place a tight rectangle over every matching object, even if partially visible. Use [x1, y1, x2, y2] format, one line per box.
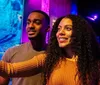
[34, 19, 42, 21]
[27, 19, 42, 21]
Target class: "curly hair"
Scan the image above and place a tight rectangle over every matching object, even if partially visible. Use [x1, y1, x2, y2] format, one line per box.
[43, 15, 100, 85]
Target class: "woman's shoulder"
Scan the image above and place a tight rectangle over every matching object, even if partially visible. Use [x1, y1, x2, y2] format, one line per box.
[34, 52, 47, 61]
[37, 52, 47, 57]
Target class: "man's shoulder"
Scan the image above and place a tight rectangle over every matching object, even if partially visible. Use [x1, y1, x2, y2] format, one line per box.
[7, 42, 28, 50]
[2, 43, 29, 62]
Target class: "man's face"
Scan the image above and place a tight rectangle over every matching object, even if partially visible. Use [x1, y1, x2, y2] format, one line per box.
[26, 12, 47, 39]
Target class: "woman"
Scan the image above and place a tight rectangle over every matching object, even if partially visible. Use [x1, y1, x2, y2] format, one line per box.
[0, 15, 100, 85]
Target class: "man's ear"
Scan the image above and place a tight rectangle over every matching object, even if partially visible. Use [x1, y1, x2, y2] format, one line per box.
[46, 25, 50, 32]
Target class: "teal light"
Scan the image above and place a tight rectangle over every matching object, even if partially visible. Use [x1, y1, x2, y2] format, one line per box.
[0, 0, 24, 59]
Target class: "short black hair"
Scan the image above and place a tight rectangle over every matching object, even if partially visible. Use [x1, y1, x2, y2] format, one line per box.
[30, 10, 50, 25]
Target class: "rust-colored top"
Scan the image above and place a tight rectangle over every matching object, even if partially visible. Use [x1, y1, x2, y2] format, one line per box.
[0, 53, 99, 85]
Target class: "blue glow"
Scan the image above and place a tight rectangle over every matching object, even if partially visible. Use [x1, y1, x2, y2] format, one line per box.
[96, 36, 100, 43]
[71, 3, 77, 15]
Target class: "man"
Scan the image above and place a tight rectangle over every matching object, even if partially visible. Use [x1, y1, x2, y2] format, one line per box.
[0, 10, 50, 85]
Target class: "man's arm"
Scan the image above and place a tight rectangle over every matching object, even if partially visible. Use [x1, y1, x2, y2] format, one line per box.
[0, 76, 9, 85]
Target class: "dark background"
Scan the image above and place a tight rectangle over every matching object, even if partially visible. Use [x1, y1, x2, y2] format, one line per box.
[77, 0, 100, 36]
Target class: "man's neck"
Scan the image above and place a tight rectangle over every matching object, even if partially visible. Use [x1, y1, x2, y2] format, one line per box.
[30, 39, 46, 51]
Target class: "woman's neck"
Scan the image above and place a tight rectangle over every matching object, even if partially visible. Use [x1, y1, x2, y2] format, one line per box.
[64, 46, 75, 58]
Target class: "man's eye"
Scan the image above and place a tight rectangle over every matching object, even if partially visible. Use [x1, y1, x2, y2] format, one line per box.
[34, 20, 41, 25]
[27, 21, 30, 24]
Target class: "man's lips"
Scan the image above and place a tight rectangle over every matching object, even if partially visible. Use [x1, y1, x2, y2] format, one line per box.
[28, 31, 36, 35]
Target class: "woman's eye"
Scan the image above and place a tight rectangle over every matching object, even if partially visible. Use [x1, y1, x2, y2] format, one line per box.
[65, 27, 72, 31]
[57, 27, 61, 31]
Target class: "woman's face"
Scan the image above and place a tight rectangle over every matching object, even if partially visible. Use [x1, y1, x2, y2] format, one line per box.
[56, 18, 73, 48]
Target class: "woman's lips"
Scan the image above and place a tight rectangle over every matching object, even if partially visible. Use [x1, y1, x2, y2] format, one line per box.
[58, 38, 68, 43]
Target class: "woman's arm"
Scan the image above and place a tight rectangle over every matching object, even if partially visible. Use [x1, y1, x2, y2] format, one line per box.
[0, 53, 46, 77]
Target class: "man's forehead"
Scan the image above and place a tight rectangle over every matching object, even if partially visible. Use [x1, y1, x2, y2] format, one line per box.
[28, 12, 45, 20]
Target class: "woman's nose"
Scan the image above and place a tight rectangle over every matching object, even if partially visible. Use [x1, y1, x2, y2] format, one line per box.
[59, 28, 65, 35]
